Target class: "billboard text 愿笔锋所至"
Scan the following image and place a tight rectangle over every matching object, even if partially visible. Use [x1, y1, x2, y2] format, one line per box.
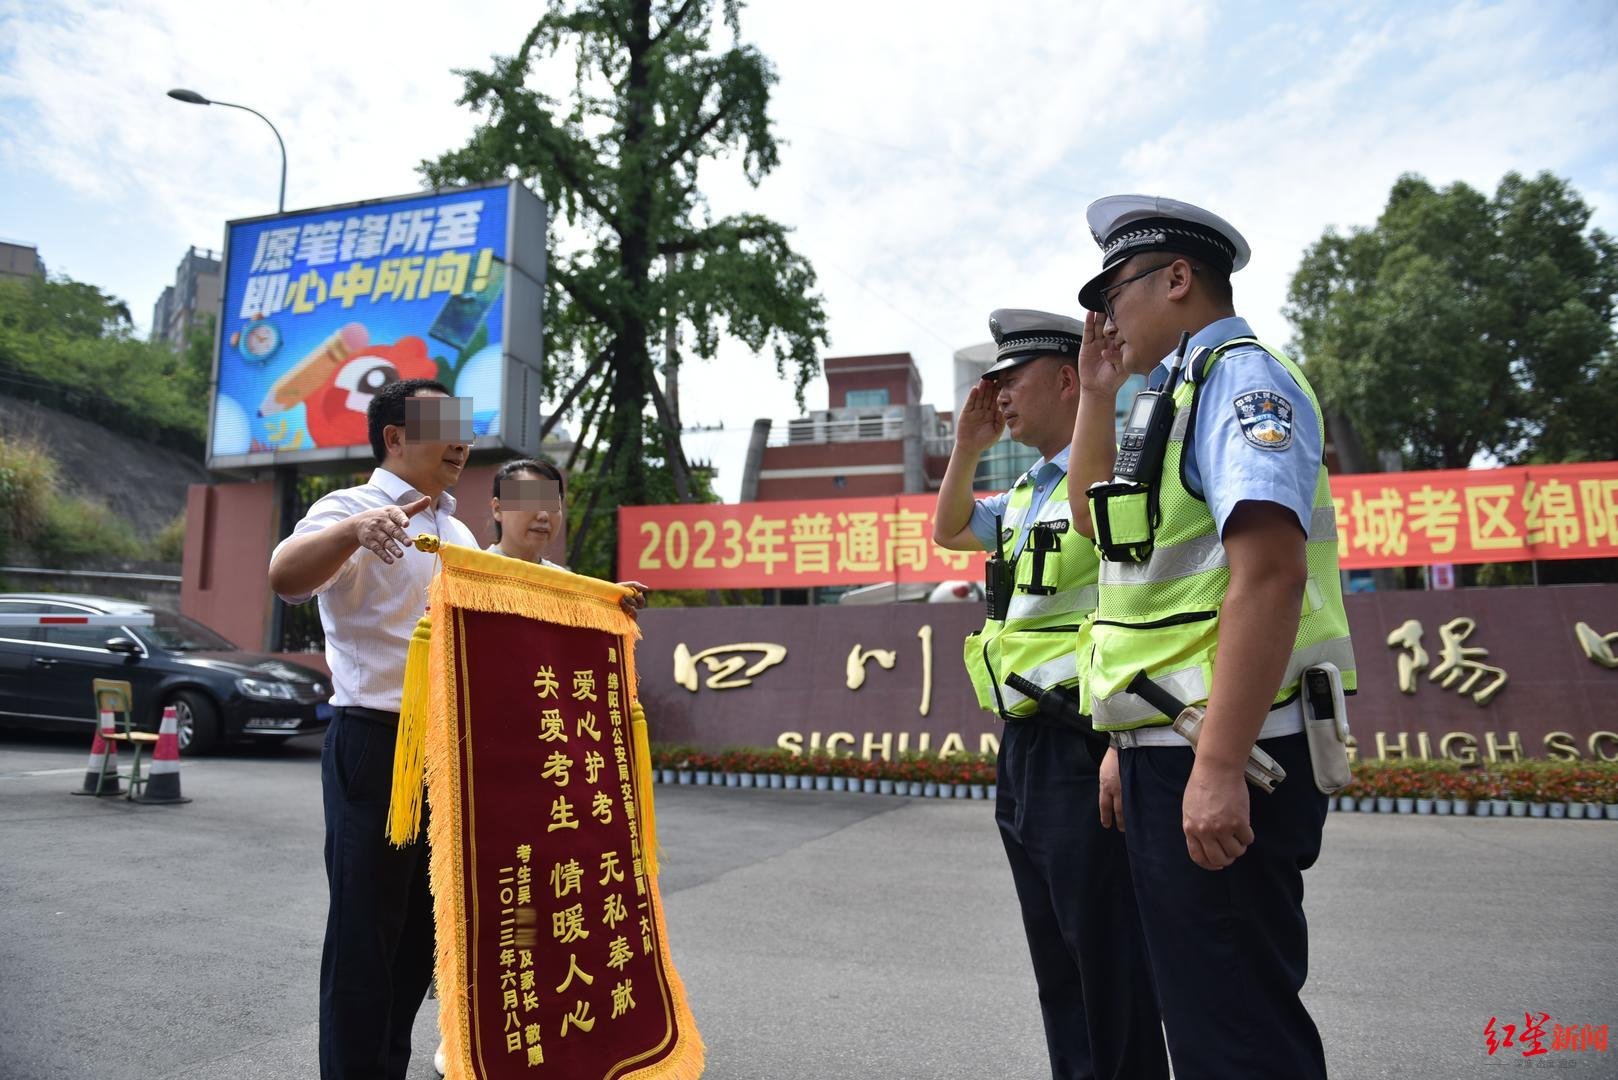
[207, 181, 546, 468]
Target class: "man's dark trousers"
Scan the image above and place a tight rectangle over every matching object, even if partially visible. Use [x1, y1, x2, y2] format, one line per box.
[1120, 732, 1328, 1080]
[320, 708, 435, 1080]
[997, 721, 1169, 1080]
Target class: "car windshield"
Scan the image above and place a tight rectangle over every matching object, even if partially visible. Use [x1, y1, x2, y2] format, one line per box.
[142, 611, 238, 652]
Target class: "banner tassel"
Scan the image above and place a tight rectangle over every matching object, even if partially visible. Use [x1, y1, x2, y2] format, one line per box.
[387, 613, 433, 846]
[631, 701, 660, 878]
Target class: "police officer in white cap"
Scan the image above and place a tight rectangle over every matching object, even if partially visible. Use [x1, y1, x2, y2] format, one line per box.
[1068, 198, 1357, 1079]
[934, 309, 1167, 1080]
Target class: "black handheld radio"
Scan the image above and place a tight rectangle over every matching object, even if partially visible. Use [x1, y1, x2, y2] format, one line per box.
[984, 514, 1012, 621]
[1113, 330, 1192, 484]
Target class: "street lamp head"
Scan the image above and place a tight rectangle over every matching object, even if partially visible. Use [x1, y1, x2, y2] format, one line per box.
[167, 88, 211, 105]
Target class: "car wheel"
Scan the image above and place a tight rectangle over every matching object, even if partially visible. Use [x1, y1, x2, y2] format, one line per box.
[169, 690, 220, 756]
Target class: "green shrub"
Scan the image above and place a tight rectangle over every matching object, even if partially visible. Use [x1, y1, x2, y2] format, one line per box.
[152, 513, 186, 562]
[0, 433, 56, 549]
[36, 491, 144, 563]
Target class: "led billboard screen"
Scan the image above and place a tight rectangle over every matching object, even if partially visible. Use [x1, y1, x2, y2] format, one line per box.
[208, 180, 546, 469]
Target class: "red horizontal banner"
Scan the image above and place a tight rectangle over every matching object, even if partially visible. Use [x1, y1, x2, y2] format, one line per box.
[617, 462, 1618, 588]
[1332, 461, 1618, 569]
[618, 495, 985, 590]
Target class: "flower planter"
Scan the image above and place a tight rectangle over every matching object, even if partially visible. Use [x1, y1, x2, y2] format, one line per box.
[676, 770, 692, 785]
[784, 774, 800, 790]
[1528, 802, 1547, 818]
[1396, 797, 1415, 814]
[1585, 802, 1603, 819]
[1414, 798, 1432, 814]
[908, 781, 925, 797]
[987, 784, 998, 801]
[970, 784, 987, 801]
[738, 773, 754, 788]
[923, 782, 939, 798]
[1605, 803, 1618, 821]
[1358, 797, 1375, 813]
[1548, 802, 1566, 819]
[953, 783, 971, 799]
[693, 770, 710, 786]
[833, 775, 849, 792]
[1474, 799, 1491, 816]
[1337, 795, 1356, 812]
[1376, 797, 1394, 814]
[1509, 800, 1527, 817]
[1452, 799, 1470, 815]
[1568, 801, 1585, 819]
[656, 768, 672, 785]
[1490, 799, 1509, 817]
[1433, 798, 1451, 816]
[768, 773, 783, 789]
[878, 779, 895, 796]
[813, 775, 830, 791]
[748, 772, 766, 788]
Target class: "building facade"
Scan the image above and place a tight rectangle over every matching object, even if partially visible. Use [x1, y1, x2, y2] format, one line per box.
[0, 240, 46, 282]
[150, 246, 222, 349]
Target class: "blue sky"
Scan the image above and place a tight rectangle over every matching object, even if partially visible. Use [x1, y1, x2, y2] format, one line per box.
[3, 0, 1616, 498]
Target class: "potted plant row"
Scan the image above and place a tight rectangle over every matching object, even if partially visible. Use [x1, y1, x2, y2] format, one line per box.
[647, 745, 1000, 800]
[1332, 760, 1618, 820]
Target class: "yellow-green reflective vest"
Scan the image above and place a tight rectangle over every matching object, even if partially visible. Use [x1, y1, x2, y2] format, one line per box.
[1084, 337, 1357, 732]
[964, 471, 1099, 719]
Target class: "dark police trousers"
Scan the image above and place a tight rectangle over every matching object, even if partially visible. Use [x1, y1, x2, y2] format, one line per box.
[997, 720, 1170, 1080]
[1120, 732, 1328, 1080]
[320, 708, 435, 1080]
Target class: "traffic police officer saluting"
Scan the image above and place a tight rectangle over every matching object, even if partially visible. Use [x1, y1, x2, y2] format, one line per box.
[934, 310, 1167, 1080]
[1069, 196, 1357, 1079]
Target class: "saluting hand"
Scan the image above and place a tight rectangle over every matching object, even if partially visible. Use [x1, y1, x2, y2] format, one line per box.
[954, 377, 1005, 455]
[1078, 310, 1128, 396]
[1181, 758, 1254, 870]
[352, 495, 431, 565]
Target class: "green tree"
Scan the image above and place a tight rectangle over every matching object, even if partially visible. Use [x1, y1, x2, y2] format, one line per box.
[1286, 171, 1618, 469]
[422, 0, 828, 576]
[0, 275, 208, 454]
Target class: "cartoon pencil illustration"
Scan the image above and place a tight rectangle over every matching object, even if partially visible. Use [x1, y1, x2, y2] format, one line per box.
[259, 322, 370, 416]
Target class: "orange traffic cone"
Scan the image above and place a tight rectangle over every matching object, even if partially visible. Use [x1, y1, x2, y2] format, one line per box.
[71, 708, 122, 796]
[135, 705, 190, 805]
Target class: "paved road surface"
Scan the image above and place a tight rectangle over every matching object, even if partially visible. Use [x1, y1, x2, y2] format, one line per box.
[2, 733, 1613, 1079]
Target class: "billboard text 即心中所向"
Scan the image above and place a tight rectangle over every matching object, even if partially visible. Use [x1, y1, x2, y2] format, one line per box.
[209, 181, 541, 467]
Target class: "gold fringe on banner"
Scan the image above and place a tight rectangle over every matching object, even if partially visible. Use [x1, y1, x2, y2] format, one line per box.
[385, 615, 434, 845]
[631, 701, 659, 879]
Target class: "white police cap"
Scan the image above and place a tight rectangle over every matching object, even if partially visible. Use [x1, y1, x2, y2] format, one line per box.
[984, 308, 1085, 377]
[1077, 195, 1251, 312]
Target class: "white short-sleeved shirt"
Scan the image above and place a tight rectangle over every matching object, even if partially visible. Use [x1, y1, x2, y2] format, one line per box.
[1150, 316, 1321, 538]
[272, 467, 479, 711]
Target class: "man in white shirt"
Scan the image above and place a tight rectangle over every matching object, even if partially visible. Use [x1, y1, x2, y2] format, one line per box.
[268, 379, 478, 1080]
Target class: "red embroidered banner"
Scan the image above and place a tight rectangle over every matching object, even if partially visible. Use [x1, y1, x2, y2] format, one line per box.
[418, 547, 702, 1079]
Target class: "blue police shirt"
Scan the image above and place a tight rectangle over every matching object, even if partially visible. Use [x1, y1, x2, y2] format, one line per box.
[1149, 316, 1320, 537]
[968, 446, 1071, 557]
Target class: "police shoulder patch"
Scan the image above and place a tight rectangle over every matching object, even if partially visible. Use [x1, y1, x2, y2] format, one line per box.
[1233, 389, 1294, 451]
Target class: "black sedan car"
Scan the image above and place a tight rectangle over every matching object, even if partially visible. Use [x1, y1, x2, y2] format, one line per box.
[0, 593, 330, 754]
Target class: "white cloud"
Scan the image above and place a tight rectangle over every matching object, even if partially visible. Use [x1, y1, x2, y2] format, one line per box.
[2, 0, 1615, 501]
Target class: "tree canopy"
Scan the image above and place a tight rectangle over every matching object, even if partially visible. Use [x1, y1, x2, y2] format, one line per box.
[0, 274, 208, 454]
[422, 0, 829, 574]
[1286, 171, 1618, 470]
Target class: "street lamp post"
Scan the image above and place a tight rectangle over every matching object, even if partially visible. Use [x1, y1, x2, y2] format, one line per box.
[167, 88, 286, 213]
[168, 87, 294, 653]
